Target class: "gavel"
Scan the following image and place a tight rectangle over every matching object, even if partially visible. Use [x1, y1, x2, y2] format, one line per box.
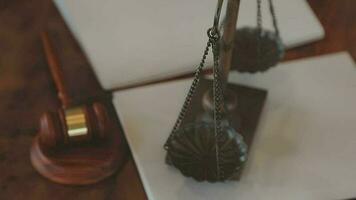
[38, 32, 112, 149]
[30, 31, 126, 185]
[39, 102, 111, 149]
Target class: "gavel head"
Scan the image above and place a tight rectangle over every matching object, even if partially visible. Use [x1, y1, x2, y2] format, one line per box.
[38, 102, 112, 149]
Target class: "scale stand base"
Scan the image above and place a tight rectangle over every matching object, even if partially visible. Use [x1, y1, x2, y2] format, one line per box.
[177, 78, 267, 180]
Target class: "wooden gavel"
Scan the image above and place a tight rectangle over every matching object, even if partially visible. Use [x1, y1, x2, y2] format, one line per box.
[38, 32, 112, 149]
[39, 102, 111, 149]
[30, 31, 126, 185]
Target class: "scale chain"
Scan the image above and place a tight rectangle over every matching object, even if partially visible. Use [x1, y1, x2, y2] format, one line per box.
[257, 0, 280, 36]
[164, 26, 224, 181]
[164, 28, 219, 149]
[257, 0, 262, 33]
[212, 38, 224, 180]
[268, 0, 280, 37]
[165, 0, 225, 181]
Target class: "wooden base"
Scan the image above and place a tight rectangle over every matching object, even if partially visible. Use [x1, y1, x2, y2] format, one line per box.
[30, 131, 126, 185]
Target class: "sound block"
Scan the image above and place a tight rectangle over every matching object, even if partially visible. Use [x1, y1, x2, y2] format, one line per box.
[30, 130, 126, 185]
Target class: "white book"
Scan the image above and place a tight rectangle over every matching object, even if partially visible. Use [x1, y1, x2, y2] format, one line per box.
[113, 52, 356, 200]
[55, 0, 325, 89]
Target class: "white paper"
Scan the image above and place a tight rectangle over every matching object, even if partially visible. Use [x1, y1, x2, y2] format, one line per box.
[113, 52, 356, 200]
[55, 0, 325, 89]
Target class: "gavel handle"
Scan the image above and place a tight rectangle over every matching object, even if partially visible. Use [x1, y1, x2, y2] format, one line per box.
[41, 31, 71, 107]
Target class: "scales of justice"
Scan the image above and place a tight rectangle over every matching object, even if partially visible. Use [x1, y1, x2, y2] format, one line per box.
[31, 0, 283, 184]
[163, 0, 283, 182]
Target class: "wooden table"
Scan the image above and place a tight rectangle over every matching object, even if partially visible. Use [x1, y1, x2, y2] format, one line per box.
[0, 0, 355, 199]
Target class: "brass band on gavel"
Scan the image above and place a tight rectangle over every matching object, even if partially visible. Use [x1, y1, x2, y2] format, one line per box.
[65, 107, 89, 139]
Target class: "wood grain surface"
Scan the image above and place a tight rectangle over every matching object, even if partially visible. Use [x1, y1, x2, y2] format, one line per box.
[0, 1, 146, 200]
[284, 0, 356, 61]
[0, 0, 355, 199]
